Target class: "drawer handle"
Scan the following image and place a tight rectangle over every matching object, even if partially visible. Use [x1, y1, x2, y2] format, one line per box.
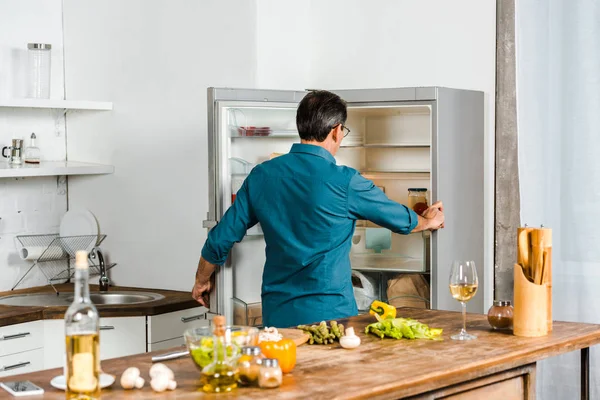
[181, 314, 205, 323]
[0, 332, 31, 341]
[100, 326, 115, 331]
[0, 361, 31, 372]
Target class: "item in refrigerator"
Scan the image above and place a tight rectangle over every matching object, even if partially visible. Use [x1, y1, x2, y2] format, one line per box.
[351, 270, 376, 311]
[387, 274, 430, 309]
[365, 228, 392, 253]
[238, 126, 271, 136]
[407, 188, 428, 216]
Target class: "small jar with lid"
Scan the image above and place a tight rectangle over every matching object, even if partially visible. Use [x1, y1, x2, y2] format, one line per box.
[487, 300, 514, 330]
[237, 346, 265, 386]
[408, 188, 428, 216]
[258, 358, 282, 389]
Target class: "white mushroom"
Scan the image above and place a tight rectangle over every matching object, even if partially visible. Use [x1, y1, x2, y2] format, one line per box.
[150, 374, 170, 392]
[149, 363, 177, 392]
[339, 326, 361, 349]
[120, 367, 145, 389]
[149, 363, 174, 381]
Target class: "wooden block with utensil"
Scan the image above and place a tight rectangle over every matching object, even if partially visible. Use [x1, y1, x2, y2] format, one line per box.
[513, 227, 553, 337]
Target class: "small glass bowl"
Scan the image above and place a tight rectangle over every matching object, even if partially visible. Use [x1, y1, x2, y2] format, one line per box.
[487, 300, 514, 330]
[184, 325, 259, 370]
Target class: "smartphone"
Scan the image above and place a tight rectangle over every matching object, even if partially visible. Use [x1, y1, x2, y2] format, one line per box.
[0, 381, 44, 397]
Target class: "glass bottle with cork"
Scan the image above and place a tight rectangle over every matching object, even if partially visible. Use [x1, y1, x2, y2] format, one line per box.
[64, 250, 100, 399]
[201, 315, 238, 393]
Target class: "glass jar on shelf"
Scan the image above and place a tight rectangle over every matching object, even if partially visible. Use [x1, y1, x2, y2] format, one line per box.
[27, 43, 52, 99]
[407, 188, 428, 216]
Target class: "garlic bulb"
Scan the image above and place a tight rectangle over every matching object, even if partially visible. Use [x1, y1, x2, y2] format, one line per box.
[339, 326, 361, 349]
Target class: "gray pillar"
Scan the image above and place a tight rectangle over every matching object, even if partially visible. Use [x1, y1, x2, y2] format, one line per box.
[495, 0, 520, 301]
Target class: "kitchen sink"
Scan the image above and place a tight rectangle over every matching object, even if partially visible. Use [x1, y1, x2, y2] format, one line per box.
[0, 291, 165, 307]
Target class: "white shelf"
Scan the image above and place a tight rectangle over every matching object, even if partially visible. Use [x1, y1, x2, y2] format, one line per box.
[0, 161, 114, 178]
[341, 143, 430, 148]
[0, 99, 112, 111]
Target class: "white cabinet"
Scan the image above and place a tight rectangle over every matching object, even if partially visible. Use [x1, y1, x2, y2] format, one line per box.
[0, 321, 44, 377]
[147, 307, 208, 351]
[0, 321, 44, 357]
[99, 317, 146, 360]
[43, 316, 146, 369]
[0, 349, 44, 378]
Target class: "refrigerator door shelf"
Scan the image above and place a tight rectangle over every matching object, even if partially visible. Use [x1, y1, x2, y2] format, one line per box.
[233, 297, 262, 327]
[350, 253, 426, 273]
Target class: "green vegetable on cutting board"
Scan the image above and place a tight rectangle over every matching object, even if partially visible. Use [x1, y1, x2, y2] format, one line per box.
[365, 317, 443, 341]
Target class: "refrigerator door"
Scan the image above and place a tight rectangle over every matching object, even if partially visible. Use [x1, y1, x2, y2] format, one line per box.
[205, 88, 307, 324]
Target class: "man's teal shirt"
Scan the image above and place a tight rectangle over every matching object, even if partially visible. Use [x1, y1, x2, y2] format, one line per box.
[202, 143, 418, 327]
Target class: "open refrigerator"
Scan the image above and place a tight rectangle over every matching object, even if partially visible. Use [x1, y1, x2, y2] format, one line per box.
[203, 87, 485, 326]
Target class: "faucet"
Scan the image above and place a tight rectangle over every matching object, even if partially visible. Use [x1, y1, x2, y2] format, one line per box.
[91, 248, 109, 292]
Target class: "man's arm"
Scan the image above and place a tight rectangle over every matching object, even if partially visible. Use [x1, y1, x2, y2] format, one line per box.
[348, 173, 444, 233]
[192, 177, 258, 306]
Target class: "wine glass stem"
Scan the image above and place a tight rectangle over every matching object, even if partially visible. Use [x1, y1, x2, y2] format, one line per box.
[461, 301, 467, 335]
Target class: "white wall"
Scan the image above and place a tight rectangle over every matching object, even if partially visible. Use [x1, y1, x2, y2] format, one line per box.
[256, 0, 496, 309]
[0, 0, 68, 291]
[63, 0, 258, 291]
[1, 1, 496, 296]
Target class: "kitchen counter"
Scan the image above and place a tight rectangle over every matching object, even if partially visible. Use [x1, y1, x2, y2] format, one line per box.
[0, 284, 200, 327]
[2, 308, 599, 399]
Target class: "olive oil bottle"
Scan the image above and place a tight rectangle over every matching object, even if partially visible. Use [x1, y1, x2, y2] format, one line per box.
[201, 315, 238, 393]
[65, 251, 100, 399]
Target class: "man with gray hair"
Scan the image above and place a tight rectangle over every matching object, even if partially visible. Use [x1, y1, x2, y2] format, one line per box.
[193, 90, 445, 327]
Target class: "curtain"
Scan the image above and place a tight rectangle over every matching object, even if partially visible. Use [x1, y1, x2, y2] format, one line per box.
[516, 0, 600, 398]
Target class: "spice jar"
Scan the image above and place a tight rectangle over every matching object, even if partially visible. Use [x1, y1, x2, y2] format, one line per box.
[258, 358, 282, 389]
[407, 188, 428, 216]
[238, 346, 265, 386]
[487, 300, 514, 330]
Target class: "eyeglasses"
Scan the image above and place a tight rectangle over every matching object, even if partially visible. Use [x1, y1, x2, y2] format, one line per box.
[334, 124, 351, 138]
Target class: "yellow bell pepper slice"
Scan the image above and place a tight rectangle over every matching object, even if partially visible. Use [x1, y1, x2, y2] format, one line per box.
[369, 300, 397, 320]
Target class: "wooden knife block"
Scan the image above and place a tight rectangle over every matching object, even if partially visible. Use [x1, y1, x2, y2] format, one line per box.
[513, 264, 549, 337]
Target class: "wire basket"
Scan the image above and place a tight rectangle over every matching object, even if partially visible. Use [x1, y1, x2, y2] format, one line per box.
[16, 234, 106, 262]
[12, 233, 114, 292]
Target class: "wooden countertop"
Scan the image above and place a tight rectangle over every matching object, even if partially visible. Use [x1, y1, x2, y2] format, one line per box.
[2, 308, 600, 399]
[0, 284, 200, 327]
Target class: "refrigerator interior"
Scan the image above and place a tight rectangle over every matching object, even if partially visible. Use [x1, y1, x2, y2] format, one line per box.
[221, 102, 434, 325]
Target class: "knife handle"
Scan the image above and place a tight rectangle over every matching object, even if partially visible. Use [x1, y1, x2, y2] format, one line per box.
[151, 349, 188, 363]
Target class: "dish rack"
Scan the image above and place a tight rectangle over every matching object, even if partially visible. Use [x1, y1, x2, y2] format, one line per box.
[12, 233, 117, 293]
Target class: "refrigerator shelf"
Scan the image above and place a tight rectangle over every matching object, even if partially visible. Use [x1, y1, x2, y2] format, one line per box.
[230, 127, 298, 138]
[361, 169, 430, 174]
[340, 143, 431, 148]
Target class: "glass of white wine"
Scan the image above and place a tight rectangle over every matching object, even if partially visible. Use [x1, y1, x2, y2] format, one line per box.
[449, 260, 478, 341]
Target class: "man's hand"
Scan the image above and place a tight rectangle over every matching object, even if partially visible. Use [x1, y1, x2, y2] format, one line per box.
[423, 201, 445, 230]
[412, 201, 445, 233]
[192, 278, 212, 308]
[192, 257, 216, 308]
